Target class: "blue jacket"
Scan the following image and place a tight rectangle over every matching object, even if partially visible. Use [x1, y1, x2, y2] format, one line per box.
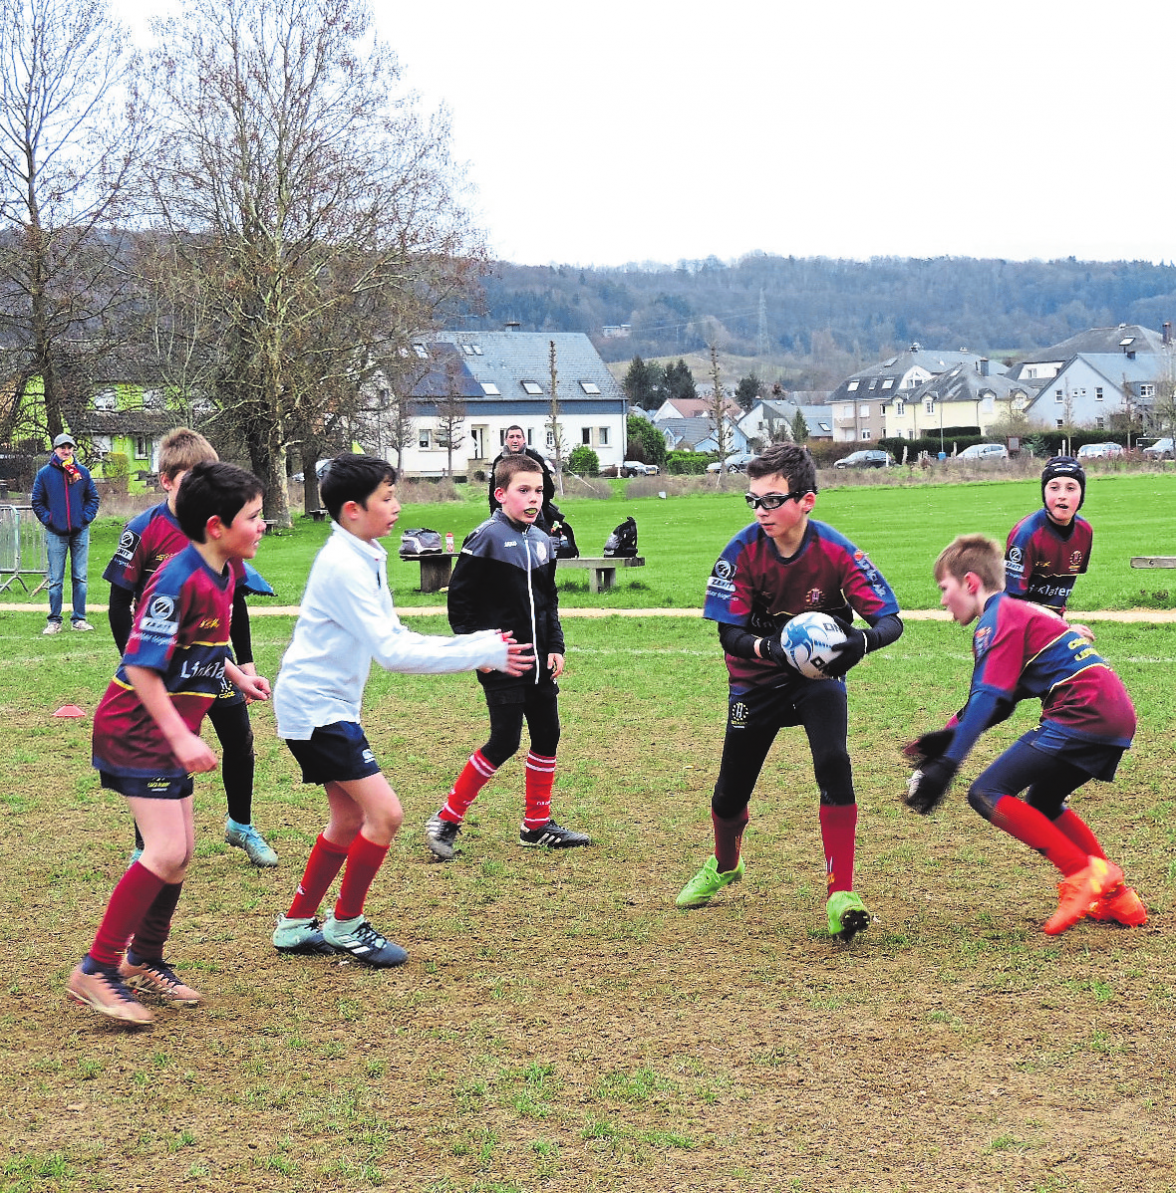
[31, 453, 100, 535]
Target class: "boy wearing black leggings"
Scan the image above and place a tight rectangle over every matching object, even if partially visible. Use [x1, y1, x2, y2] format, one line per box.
[425, 453, 590, 860]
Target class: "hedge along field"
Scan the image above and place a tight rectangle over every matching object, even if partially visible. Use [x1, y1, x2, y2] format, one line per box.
[3, 592, 1176, 1190]
[13, 469, 1174, 616]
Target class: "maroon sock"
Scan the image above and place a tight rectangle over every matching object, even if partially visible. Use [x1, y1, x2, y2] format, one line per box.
[287, 833, 350, 919]
[128, 882, 184, 962]
[334, 834, 390, 922]
[89, 862, 167, 968]
[1052, 809, 1107, 861]
[712, 807, 749, 873]
[819, 803, 858, 895]
[991, 796, 1088, 877]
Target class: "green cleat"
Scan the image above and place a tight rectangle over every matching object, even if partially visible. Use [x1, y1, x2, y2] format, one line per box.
[826, 890, 871, 941]
[675, 855, 745, 909]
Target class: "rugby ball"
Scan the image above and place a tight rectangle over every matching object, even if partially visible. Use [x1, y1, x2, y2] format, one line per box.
[779, 612, 847, 679]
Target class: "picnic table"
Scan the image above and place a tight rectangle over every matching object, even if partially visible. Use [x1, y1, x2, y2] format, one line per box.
[556, 555, 645, 594]
[401, 552, 454, 593]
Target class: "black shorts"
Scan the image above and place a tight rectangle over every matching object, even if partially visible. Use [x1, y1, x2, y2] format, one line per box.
[284, 721, 382, 785]
[99, 771, 195, 801]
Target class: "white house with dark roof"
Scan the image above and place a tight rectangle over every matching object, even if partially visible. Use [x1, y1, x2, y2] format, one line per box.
[1007, 323, 1171, 383]
[391, 329, 627, 476]
[1019, 353, 1162, 430]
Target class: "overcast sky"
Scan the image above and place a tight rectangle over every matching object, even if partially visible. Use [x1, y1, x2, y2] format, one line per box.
[113, 0, 1176, 268]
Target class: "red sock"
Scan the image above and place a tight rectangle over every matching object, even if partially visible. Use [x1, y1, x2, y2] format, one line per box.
[287, 833, 349, 919]
[334, 833, 390, 921]
[820, 803, 858, 896]
[1052, 809, 1107, 860]
[441, 750, 498, 823]
[991, 796, 1088, 877]
[523, 751, 556, 830]
[89, 861, 167, 968]
[712, 808, 749, 872]
[128, 882, 184, 961]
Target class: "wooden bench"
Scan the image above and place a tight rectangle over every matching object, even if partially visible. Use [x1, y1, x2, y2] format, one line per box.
[309, 508, 329, 522]
[401, 552, 454, 593]
[1131, 556, 1176, 568]
[556, 555, 645, 594]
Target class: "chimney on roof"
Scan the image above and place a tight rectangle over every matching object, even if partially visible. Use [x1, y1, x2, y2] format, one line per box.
[979, 358, 989, 376]
[504, 321, 520, 332]
[1164, 321, 1172, 346]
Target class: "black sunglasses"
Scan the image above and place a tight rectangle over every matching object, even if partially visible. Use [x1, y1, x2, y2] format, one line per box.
[745, 491, 807, 511]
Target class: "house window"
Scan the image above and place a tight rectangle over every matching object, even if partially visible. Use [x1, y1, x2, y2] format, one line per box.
[924, 400, 935, 415]
[93, 388, 116, 411]
[582, 427, 592, 445]
[134, 436, 151, 460]
[818, 422, 831, 433]
[520, 381, 543, 395]
[861, 430, 871, 441]
[546, 430, 555, 448]
[895, 400, 905, 416]
[1140, 384, 1155, 399]
[412, 342, 428, 359]
[418, 429, 433, 448]
[480, 383, 501, 396]
[1096, 417, 1105, 429]
[882, 378, 894, 390]
[461, 344, 474, 355]
[846, 380, 859, 392]
[598, 427, 609, 446]
[1096, 388, 1104, 401]
[859, 405, 869, 418]
[1056, 419, 1064, 429]
[579, 381, 601, 394]
[1055, 389, 1063, 402]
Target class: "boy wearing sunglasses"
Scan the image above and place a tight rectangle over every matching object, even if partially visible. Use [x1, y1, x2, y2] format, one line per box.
[677, 443, 903, 940]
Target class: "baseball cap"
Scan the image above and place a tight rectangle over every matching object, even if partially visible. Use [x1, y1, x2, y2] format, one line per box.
[53, 433, 77, 448]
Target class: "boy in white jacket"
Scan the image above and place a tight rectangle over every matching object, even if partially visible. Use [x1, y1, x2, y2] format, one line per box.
[272, 455, 532, 965]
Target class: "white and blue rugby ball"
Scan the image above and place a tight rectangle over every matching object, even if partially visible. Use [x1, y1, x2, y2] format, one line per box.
[779, 612, 846, 679]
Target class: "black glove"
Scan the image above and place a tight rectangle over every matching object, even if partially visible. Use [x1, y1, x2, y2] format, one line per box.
[904, 756, 958, 815]
[901, 727, 956, 765]
[762, 633, 800, 672]
[823, 626, 869, 678]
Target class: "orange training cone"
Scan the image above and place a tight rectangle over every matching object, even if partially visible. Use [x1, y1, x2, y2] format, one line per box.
[54, 705, 87, 718]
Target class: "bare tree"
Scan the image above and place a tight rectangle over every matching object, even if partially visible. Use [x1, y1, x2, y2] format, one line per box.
[0, 0, 147, 442]
[546, 339, 566, 497]
[434, 384, 466, 478]
[144, 0, 484, 524]
[707, 343, 732, 485]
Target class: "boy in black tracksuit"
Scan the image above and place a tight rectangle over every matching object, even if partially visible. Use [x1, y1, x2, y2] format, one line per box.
[425, 454, 590, 860]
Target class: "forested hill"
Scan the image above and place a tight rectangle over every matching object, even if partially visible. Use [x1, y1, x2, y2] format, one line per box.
[449, 255, 1176, 379]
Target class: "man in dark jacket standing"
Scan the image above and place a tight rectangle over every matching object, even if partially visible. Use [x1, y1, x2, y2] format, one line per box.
[31, 433, 101, 634]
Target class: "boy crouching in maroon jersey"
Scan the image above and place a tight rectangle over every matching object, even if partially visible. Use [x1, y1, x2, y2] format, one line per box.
[904, 533, 1144, 934]
[67, 462, 269, 1026]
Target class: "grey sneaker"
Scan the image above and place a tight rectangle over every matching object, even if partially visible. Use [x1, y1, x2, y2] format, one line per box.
[42, 621, 62, 636]
[71, 619, 95, 632]
[519, 820, 591, 849]
[272, 915, 337, 956]
[322, 915, 408, 967]
[424, 813, 461, 861]
[225, 818, 278, 867]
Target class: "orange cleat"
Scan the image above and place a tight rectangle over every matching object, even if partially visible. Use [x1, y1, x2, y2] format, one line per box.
[1043, 857, 1124, 936]
[1088, 884, 1147, 927]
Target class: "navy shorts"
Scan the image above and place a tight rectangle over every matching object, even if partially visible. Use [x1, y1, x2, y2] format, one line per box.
[284, 721, 382, 785]
[99, 771, 195, 801]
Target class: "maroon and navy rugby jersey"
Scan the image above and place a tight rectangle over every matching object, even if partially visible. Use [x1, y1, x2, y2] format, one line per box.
[948, 593, 1135, 764]
[1004, 508, 1092, 614]
[92, 544, 235, 779]
[704, 519, 900, 692]
[104, 500, 246, 599]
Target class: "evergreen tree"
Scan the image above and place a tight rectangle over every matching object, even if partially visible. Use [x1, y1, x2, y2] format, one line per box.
[664, 358, 697, 403]
[735, 373, 763, 411]
[790, 409, 809, 444]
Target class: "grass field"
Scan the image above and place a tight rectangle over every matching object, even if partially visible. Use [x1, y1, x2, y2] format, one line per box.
[4, 472, 1176, 1191]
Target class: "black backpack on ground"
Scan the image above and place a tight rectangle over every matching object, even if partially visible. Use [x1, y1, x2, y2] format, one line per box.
[603, 516, 638, 558]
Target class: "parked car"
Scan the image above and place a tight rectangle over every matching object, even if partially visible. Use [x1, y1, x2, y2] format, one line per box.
[832, 449, 894, 469]
[706, 451, 756, 474]
[291, 458, 334, 483]
[958, 443, 1009, 461]
[1142, 438, 1175, 460]
[620, 460, 659, 476]
[1076, 442, 1125, 459]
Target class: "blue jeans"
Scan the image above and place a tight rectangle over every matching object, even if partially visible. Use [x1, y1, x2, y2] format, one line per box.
[45, 527, 90, 624]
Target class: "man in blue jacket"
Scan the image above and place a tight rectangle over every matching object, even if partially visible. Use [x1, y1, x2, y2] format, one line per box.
[31, 433, 101, 634]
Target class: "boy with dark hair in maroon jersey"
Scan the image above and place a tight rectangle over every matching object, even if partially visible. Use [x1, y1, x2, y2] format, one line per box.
[67, 462, 270, 1027]
[677, 442, 903, 940]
